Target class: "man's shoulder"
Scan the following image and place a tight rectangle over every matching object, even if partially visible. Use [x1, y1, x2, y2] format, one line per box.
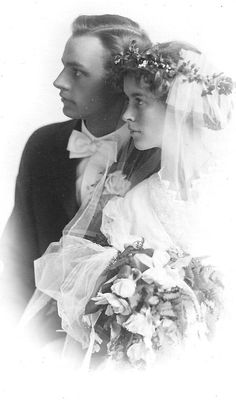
[20, 119, 81, 168]
[26, 119, 80, 150]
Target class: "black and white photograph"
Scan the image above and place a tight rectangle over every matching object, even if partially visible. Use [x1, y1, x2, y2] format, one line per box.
[0, 1, 236, 399]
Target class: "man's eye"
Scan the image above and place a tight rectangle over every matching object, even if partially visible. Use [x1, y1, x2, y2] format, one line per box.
[72, 68, 82, 77]
[135, 98, 144, 106]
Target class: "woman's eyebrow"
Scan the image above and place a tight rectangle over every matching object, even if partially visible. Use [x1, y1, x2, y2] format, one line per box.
[130, 92, 146, 98]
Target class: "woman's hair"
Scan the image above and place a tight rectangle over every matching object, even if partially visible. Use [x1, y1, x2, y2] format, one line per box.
[72, 14, 151, 88]
[119, 41, 201, 102]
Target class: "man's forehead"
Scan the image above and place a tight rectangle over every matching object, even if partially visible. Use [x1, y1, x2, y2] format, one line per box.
[62, 35, 108, 69]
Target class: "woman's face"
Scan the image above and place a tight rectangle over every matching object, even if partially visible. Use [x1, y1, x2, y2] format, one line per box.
[123, 75, 166, 150]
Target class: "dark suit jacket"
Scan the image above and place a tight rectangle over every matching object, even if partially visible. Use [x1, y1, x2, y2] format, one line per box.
[0, 119, 80, 309]
[0, 118, 161, 318]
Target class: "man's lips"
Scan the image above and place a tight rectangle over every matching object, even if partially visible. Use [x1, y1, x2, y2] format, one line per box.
[60, 97, 73, 102]
[60, 93, 74, 103]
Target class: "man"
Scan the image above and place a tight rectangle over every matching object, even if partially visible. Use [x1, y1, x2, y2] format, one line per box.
[0, 14, 154, 320]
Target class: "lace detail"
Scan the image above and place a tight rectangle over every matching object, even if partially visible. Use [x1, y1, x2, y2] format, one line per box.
[101, 165, 229, 257]
[147, 174, 196, 252]
[148, 155, 232, 257]
[101, 175, 182, 252]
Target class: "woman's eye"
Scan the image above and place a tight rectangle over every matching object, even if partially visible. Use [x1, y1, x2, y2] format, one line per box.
[75, 71, 82, 77]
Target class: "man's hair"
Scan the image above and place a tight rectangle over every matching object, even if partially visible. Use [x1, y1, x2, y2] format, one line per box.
[72, 14, 151, 88]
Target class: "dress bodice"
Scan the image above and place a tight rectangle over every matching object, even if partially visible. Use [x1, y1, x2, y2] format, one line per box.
[101, 152, 233, 260]
[101, 173, 196, 254]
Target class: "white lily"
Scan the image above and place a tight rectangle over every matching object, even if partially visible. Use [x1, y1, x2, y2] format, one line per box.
[111, 278, 136, 298]
[123, 312, 154, 338]
[92, 292, 131, 315]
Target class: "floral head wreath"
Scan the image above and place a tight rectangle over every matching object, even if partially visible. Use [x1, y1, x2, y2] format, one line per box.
[113, 40, 234, 98]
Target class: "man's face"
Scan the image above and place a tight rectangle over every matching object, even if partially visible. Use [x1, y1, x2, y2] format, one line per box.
[54, 35, 111, 119]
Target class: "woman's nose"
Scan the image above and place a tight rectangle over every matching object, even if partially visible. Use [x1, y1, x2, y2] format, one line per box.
[53, 69, 70, 90]
[122, 105, 135, 122]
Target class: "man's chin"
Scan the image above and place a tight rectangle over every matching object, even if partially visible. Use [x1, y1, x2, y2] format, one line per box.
[62, 106, 82, 120]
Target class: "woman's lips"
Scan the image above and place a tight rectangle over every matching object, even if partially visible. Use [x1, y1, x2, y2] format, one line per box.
[128, 124, 141, 133]
[129, 129, 142, 136]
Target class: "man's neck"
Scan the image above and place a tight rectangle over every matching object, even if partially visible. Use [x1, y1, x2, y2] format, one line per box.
[85, 96, 126, 137]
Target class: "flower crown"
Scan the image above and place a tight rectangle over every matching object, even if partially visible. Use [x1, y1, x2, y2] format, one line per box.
[113, 40, 234, 97]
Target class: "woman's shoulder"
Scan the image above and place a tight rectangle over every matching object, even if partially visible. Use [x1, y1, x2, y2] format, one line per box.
[103, 172, 164, 216]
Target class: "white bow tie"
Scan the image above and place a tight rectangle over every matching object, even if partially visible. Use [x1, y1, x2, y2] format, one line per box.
[67, 129, 118, 163]
[67, 127, 130, 207]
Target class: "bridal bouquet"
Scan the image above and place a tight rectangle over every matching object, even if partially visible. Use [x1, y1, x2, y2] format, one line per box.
[84, 239, 223, 368]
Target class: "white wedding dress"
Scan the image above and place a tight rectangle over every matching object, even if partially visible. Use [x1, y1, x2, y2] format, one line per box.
[102, 172, 195, 253]
[101, 165, 233, 259]
[25, 155, 230, 353]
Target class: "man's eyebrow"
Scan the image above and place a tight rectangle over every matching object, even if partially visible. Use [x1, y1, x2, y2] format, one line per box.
[61, 59, 87, 70]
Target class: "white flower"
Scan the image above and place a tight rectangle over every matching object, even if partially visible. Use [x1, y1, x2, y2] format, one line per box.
[135, 250, 170, 271]
[105, 305, 114, 316]
[127, 341, 148, 364]
[123, 312, 154, 338]
[142, 250, 184, 289]
[111, 278, 136, 298]
[103, 171, 131, 196]
[159, 301, 176, 318]
[138, 60, 149, 69]
[148, 295, 159, 306]
[134, 253, 153, 269]
[142, 265, 178, 289]
[152, 250, 171, 268]
[158, 318, 181, 346]
[92, 292, 131, 315]
[127, 341, 156, 365]
[170, 255, 192, 271]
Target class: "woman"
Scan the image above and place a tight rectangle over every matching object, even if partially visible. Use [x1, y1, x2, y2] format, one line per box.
[21, 41, 234, 368]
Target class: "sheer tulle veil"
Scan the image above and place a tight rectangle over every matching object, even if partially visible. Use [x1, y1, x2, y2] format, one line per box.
[159, 49, 234, 200]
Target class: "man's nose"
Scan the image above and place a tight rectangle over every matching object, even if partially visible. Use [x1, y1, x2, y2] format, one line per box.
[53, 69, 70, 90]
[122, 105, 135, 122]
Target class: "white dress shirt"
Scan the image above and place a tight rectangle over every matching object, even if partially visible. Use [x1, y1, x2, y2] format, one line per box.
[67, 121, 130, 206]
